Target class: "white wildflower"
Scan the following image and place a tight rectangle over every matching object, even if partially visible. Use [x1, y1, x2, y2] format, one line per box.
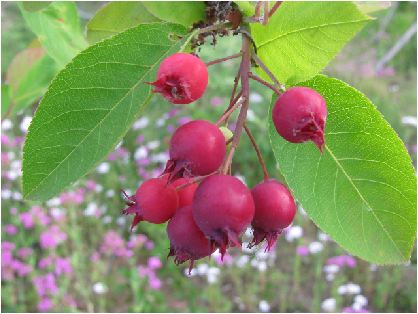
[309, 241, 324, 254]
[134, 146, 148, 160]
[92, 282, 108, 294]
[132, 117, 149, 130]
[321, 298, 336, 312]
[401, 116, 417, 127]
[197, 263, 209, 275]
[285, 225, 303, 242]
[96, 162, 110, 174]
[105, 190, 115, 198]
[259, 300, 271, 312]
[20, 116, 32, 133]
[146, 140, 160, 150]
[46, 197, 61, 207]
[1, 119, 13, 130]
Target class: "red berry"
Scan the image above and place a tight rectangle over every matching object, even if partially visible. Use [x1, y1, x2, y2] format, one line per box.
[148, 53, 208, 104]
[250, 179, 296, 251]
[122, 177, 178, 230]
[192, 174, 255, 258]
[164, 120, 226, 179]
[167, 205, 215, 273]
[171, 178, 198, 208]
[272, 87, 327, 151]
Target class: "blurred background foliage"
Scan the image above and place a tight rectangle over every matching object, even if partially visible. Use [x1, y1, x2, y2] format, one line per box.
[1, 1, 417, 313]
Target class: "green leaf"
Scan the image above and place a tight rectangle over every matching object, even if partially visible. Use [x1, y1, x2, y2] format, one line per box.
[23, 22, 188, 201]
[22, 1, 52, 12]
[19, 1, 87, 68]
[6, 47, 57, 114]
[1, 85, 12, 118]
[143, 1, 205, 27]
[86, 2, 160, 44]
[268, 75, 416, 264]
[251, 1, 372, 85]
[234, 1, 254, 17]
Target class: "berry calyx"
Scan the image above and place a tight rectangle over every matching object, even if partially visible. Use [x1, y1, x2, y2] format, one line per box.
[167, 205, 215, 273]
[122, 177, 178, 230]
[250, 179, 296, 251]
[148, 53, 208, 104]
[164, 120, 226, 180]
[192, 174, 255, 258]
[171, 177, 199, 208]
[272, 87, 327, 152]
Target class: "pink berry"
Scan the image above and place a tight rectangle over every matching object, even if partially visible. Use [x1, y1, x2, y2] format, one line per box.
[122, 177, 178, 230]
[272, 87, 327, 151]
[171, 178, 198, 208]
[250, 179, 296, 251]
[148, 53, 208, 104]
[164, 120, 226, 179]
[167, 205, 214, 273]
[192, 174, 255, 258]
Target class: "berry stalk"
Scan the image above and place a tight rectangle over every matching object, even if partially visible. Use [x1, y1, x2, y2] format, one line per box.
[248, 72, 282, 95]
[206, 52, 242, 66]
[269, 1, 283, 17]
[244, 123, 269, 181]
[222, 33, 252, 174]
[215, 97, 243, 126]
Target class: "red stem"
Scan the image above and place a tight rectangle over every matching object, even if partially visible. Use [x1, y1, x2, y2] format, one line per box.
[263, 2, 269, 25]
[222, 33, 252, 174]
[251, 53, 282, 88]
[215, 98, 243, 126]
[255, 2, 262, 18]
[175, 171, 219, 191]
[248, 72, 282, 95]
[206, 52, 242, 66]
[244, 124, 269, 181]
[269, 1, 282, 17]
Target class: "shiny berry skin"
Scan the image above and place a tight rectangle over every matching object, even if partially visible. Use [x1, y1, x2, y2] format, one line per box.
[171, 178, 199, 208]
[192, 174, 255, 258]
[122, 177, 178, 230]
[272, 87, 327, 151]
[164, 120, 226, 179]
[148, 53, 208, 104]
[250, 179, 296, 251]
[167, 205, 215, 273]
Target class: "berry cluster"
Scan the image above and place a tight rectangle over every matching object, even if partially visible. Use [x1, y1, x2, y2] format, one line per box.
[122, 52, 327, 272]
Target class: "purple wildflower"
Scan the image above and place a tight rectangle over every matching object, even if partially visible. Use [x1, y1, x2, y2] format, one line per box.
[4, 224, 18, 235]
[148, 257, 162, 270]
[39, 256, 54, 269]
[40, 225, 67, 249]
[38, 297, 53, 311]
[148, 274, 162, 290]
[296, 245, 310, 256]
[55, 257, 73, 276]
[327, 255, 357, 268]
[33, 273, 59, 296]
[2, 242, 15, 251]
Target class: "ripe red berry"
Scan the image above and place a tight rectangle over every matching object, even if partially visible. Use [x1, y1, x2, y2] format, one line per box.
[148, 53, 208, 104]
[250, 179, 296, 251]
[272, 87, 327, 151]
[122, 177, 178, 230]
[171, 178, 199, 208]
[167, 205, 215, 273]
[192, 174, 255, 258]
[164, 120, 226, 179]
